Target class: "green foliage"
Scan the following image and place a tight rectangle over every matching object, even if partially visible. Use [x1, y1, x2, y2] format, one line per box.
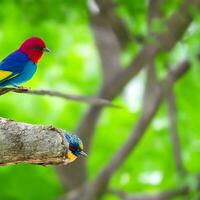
[0, 165, 61, 200]
[0, 1, 200, 200]
[115, 0, 148, 36]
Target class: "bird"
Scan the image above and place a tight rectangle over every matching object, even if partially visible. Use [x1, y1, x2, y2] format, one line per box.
[64, 132, 87, 163]
[0, 36, 50, 87]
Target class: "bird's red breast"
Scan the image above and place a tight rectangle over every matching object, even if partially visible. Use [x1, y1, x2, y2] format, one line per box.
[19, 37, 47, 64]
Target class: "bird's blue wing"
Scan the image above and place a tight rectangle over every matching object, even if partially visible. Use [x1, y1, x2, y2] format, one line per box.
[0, 50, 29, 73]
[0, 50, 29, 85]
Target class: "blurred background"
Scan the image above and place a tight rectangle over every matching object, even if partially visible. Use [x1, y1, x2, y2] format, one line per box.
[0, 0, 200, 199]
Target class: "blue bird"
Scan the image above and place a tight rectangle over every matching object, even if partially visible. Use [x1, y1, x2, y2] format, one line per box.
[0, 37, 49, 87]
[64, 132, 87, 163]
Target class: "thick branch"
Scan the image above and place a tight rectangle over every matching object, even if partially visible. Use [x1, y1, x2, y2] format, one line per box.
[0, 117, 69, 166]
[0, 87, 118, 108]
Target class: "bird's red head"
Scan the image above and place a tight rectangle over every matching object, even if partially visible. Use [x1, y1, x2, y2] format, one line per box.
[19, 37, 50, 64]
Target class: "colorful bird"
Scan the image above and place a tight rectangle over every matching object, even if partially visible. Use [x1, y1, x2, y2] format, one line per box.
[0, 37, 50, 87]
[64, 132, 87, 163]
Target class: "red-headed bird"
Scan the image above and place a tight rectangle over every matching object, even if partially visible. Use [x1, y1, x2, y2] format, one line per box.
[0, 37, 50, 87]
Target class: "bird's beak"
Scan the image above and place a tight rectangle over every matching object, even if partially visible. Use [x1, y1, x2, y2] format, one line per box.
[80, 151, 87, 157]
[43, 47, 50, 52]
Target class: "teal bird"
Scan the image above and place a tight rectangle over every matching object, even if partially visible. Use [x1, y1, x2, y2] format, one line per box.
[64, 132, 87, 163]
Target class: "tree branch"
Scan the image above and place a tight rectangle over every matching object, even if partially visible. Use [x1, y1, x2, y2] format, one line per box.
[90, 0, 134, 47]
[78, 59, 191, 200]
[0, 87, 119, 108]
[98, 0, 200, 101]
[167, 88, 186, 174]
[78, 0, 198, 156]
[143, 0, 164, 109]
[56, 0, 123, 190]
[89, 0, 122, 82]
[0, 117, 69, 166]
[57, 0, 200, 194]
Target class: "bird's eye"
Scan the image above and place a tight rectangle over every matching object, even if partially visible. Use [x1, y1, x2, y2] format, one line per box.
[33, 46, 42, 51]
[69, 146, 75, 151]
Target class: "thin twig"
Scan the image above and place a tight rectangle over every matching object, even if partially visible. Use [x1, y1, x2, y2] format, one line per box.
[0, 87, 120, 108]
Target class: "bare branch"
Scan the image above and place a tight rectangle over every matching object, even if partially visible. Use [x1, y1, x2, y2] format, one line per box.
[99, 0, 199, 100]
[0, 117, 69, 166]
[79, 0, 198, 153]
[56, 0, 124, 191]
[167, 88, 186, 174]
[0, 87, 119, 108]
[57, 0, 200, 195]
[78, 59, 191, 200]
[146, 2, 188, 177]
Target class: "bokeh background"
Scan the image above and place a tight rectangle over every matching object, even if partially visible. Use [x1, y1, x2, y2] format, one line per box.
[0, 0, 200, 199]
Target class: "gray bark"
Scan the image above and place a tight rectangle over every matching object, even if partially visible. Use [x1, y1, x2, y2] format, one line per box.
[0, 117, 69, 166]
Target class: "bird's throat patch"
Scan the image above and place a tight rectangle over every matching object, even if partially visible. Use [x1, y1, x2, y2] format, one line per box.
[67, 151, 77, 163]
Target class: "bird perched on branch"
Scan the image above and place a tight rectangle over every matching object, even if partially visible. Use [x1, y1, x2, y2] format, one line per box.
[64, 132, 87, 163]
[0, 36, 50, 87]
